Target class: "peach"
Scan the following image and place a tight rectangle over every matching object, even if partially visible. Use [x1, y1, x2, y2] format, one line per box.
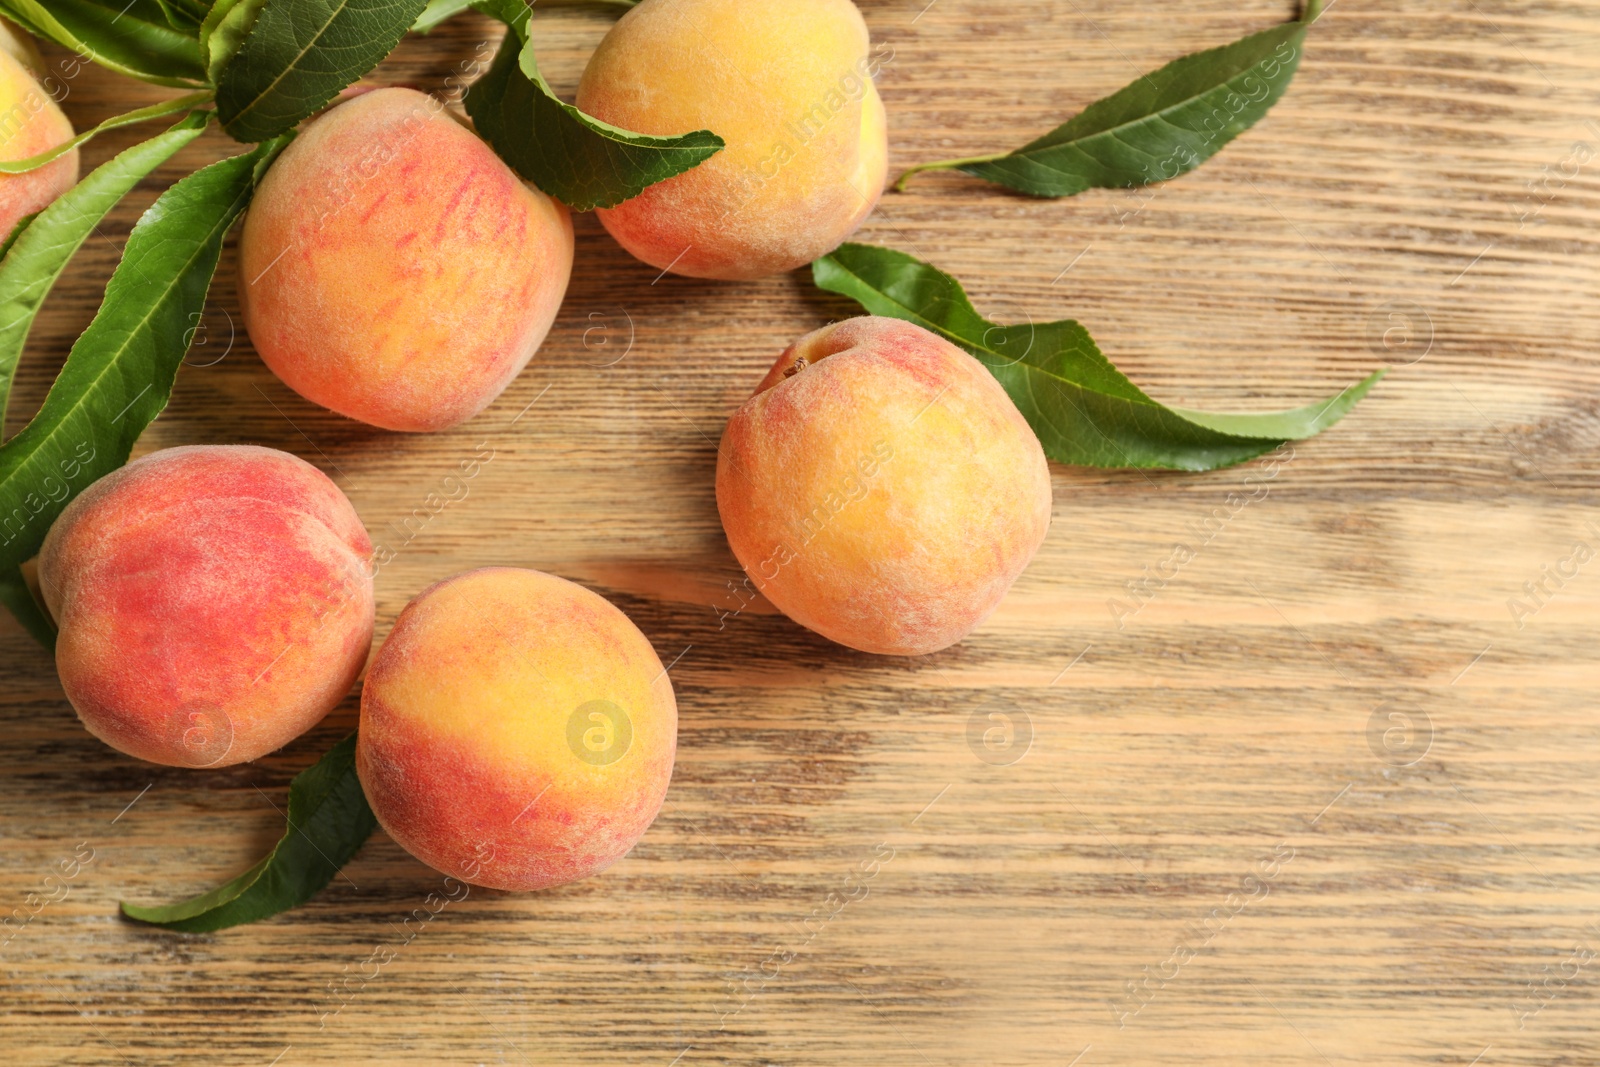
[238, 87, 574, 432]
[357, 568, 677, 892]
[0, 18, 43, 76]
[576, 0, 889, 281]
[38, 446, 376, 768]
[0, 42, 78, 242]
[716, 317, 1052, 656]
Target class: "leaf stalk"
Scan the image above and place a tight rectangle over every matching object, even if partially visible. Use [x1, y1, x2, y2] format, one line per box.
[894, 155, 1004, 193]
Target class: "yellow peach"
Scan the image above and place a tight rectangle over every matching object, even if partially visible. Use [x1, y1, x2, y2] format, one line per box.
[0, 43, 77, 241]
[577, 0, 889, 280]
[0, 18, 43, 75]
[357, 568, 677, 892]
[238, 87, 574, 432]
[716, 317, 1052, 655]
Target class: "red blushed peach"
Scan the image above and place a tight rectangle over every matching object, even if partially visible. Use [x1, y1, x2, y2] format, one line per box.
[0, 43, 78, 242]
[357, 568, 676, 892]
[716, 316, 1052, 656]
[38, 446, 375, 767]
[238, 87, 574, 432]
[577, 0, 889, 281]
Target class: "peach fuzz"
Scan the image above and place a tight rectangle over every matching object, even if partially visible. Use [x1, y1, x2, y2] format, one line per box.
[238, 87, 573, 432]
[576, 0, 888, 281]
[39, 446, 376, 768]
[0, 43, 77, 243]
[357, 568, 677, 892]
[0, 18, 43, 75]
[716, 317, 1052, 656]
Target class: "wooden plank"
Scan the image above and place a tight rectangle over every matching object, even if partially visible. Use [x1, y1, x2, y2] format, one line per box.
[2, 1, 1598, 1064]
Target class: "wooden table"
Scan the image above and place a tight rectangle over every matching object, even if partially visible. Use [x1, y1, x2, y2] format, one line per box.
[3, 1, 1598, 1063]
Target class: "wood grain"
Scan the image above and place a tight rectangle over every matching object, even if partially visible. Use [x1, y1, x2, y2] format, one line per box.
[4, 1, 1600, 1064]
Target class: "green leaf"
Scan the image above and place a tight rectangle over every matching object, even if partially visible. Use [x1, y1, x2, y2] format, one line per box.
[411, 0, 474, 32]
[154, 0, 210, 30]
[0, 112, 212, 440]
[215, 0, 430, 143]
[0, 92, 212, 176]
[121, 734, 377, 932]
[813, 243, 1381, 471]
[464, 0, 722, 211]
[200, 0, 268, 85]
[0, 566, 53, 650]
[896, 16, 1311, 197]
[0, 212, 37, 263]
[0, 130, 291, 573]
[0, 0, 208, 87]
[413, 0, 636, 30]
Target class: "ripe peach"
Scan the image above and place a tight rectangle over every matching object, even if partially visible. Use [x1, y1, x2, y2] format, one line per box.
[0, 43, 78, 242]
[0, 18, 43, 75]
[357, 568, 677, 892]
[39, 446, 375, 768]
[576, 0, 889, 281]
[238, 87, 574, 432]
[716, 317, 1052, 656]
